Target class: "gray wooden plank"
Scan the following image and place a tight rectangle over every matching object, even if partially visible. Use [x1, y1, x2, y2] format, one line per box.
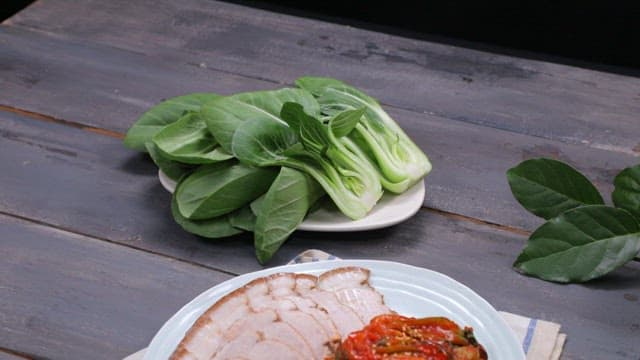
[0, 27, 637, 231]
[0, 26, 278, 133]
[6, 0, 640, 155]
[0, 113, 639, 358]
[0, 109, 267, 275]
[0, 349, 30, 360]
[0, 213, 232, 360]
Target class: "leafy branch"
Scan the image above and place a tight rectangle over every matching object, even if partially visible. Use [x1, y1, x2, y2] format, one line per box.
[507, 158, 640, 283]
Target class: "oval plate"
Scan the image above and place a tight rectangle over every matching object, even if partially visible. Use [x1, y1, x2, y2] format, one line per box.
[159, 170, 425, 232]
[145, 260, 525, 360]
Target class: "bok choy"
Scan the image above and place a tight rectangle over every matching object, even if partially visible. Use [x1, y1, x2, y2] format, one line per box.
[123, 77, 431, 263]
[296, 77, 431, 193]
[232, 103, 383, 219]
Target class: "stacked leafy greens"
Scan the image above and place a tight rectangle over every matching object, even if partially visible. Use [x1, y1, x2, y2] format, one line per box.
[124, 77, 432, 263]
[507, 159, 640, 283]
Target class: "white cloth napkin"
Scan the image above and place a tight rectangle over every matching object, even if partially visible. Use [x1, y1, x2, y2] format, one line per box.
[126, 249, 566, 360]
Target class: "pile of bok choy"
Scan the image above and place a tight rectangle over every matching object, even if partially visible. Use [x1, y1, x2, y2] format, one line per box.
[124, 77, 432, 263]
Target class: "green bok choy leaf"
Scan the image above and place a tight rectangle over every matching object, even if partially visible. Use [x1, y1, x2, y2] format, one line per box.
[201, 88, 320, 153]
[296, 77, 431, 193]
[232, 103, 383, 220]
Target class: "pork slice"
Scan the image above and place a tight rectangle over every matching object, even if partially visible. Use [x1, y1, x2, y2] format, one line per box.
[268, 273, 297, 297]
[317, 267, 370, 291]
[223, 310, 278, 341]
[333, 287, 390, 323]
[215, 333, 261, 360]
[285, 295, 341, 342]
[318, 267, 391, 323]
[172, 274, 295, 360]
[171, 289, 250, 360]
[246, 340, 305, 360]
[248, 273, 300, 311]
[243, 275, 271, 311]
[214, 310, 281, 359]
[278, 309, 334, 359]
[250, 296, 297, 312]
[304, 289, 364, 337]
[215, 317, 314, 360]
[293, 272, 342, 343]
[294, 273, 317, 292]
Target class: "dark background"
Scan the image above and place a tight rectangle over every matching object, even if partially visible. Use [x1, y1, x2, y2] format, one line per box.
[3, 0, 639, 74]
[1, 0, 32, 23]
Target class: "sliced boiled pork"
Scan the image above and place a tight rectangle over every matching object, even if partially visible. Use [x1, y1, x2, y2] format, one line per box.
[171, 267, 391, 360]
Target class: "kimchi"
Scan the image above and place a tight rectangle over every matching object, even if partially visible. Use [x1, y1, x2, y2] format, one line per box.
[333, 314, 487, 360]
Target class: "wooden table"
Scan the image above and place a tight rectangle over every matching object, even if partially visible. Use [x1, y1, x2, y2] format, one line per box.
[1, 1, 639, 359]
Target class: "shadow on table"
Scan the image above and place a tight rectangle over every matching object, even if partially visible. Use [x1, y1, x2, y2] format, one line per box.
[119, 153, 156, 176]
[581, 264, 640, 290]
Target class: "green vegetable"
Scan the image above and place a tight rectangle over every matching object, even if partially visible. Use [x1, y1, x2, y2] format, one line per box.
[254, 167, 324, 263]
[508, 157, 640, 283]
[329, 106, 363, 138]
[123, 78, 433, 263]
[175, 160, 278, 220]
[612, 164, 640, 220]
[229, 205, 257, 232]
[171, 189, 242, 238]
[296, 76, 431, 193]
[124, 93, 220, 151]
[152, 111, 233, 164]
[507, 158, 604, 219]
[201, 88, 320, 153]
[232, 103, 383, 219]
[250, 195, 266, 215]
[514, 205, 640, 283]
[144, 142, 192, 182]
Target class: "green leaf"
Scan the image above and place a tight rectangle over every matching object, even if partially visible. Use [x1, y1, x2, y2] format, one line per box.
[250, 195, 266, 216]
[514, 205, 640, 283]
[124, 93, 220, 151]
[152, 112, 233, 164]
[612, 164, 640, 220]
[329, 108, 366, 138]
[144, 142, 193, 182]
[254, 167, 324, 263]
[297, 77, 386, 130]
[296, 76, 431, 192]
[234, 108, 382, 220]
[290, 104, 330, 155]
[231, 118, 299, 166]
[175, 161, 278, 220]
[229, 205, 257, 232]
[171, 191, 242, 238]
[507, 158, 604, 219]
[295, 76, 345, 97]
[201, 88, 319, 153]
[279, 101, 303, 133]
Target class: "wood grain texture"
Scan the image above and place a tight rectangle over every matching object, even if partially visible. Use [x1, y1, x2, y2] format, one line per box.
[7, 0, 640, 155]
[0, 111, 639, 358]
[0, 349, 30, 360]
[0, 109, 265, 274]
[0, 26, 277, 134]
[0, 28, 637, 231]
[0, 214, 232, 360]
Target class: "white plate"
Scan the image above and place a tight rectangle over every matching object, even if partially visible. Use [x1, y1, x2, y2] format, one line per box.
[159, 169, 425, 231]
[145, 260, 525, 360]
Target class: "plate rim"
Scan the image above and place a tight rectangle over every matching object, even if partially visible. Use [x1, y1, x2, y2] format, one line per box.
[158, 169, 425, 232]
[145, 259, 525, 360]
